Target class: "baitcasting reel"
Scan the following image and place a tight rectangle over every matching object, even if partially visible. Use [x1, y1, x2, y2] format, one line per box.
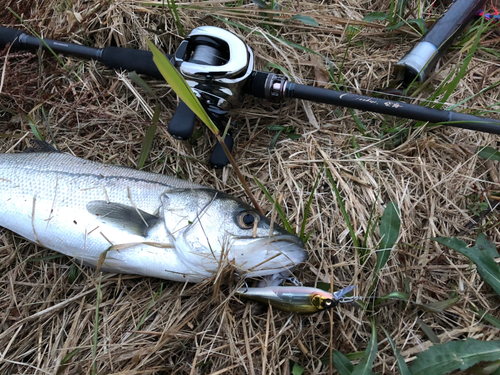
[168, 26, 254, 166]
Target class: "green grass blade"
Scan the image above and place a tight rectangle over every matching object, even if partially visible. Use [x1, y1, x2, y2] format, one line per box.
[381, 325, 410, 375]
[373, 291, 410, 307]
[299, 173, 320, 241]
[7, 7, 67, 68]
[26, 114, 44, 141]
[68, 263, 80, 283]
[146, 39, 218, 134]
[472, 308, 500, 329]
[433, 19, 485, 110]
[415, 317, 440, 345]
[214, 17, 326, 58]
[409, 338, 500, 375]
[332, 350, 354, 375]
[362, 12, 390, 22]
[446, 80, 500, 112]
[346, 352, 367, 361]
[352, 320, 378, 375]
[362, 192, 380, 256]
[269, 129, 282, 149]
[321, 350, 364, 365]
[137, 101, 160, 169]
[60, 348, 79, 365]
[325, 59, 366, 135]
[374, 201, 400, 276]
[133, 283, 163, 337]
[146, 38, 263, 214]
[168, 0, 185, 37]
[433, 234, 500, 297]
[415, 295, 460, 314]
[27, 254, 65, 262]
[264, 62, 292, 78]
[290, 14, 319, 26]
[92, 277, 102, 375]
[291, 362, 305, 375]
[253, 176, 294, 234]
[325, 167, 360, 252]
[477, 146, 500, 161]
[129, 71, 156, 96]
[41, 106, 58, 149]
[56, 348, 80, 375]
[348, 108, 367, 135]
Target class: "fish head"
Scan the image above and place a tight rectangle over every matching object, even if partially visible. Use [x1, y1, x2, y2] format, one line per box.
[160, 189, 307, 278]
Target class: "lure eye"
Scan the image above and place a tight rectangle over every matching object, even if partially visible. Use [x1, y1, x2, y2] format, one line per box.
[237, 211, 259, 229]
[322, 298, 337, 309]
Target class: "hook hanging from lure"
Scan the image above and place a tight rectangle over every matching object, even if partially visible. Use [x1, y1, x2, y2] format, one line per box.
[235, 285, 356, 313]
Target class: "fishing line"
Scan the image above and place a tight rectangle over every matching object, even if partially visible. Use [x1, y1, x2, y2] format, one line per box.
[194, 49, 499, 115]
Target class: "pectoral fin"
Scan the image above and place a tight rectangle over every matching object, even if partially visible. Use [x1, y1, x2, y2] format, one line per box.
[23, 140, 60, 153]
[87, 201, 159, 237]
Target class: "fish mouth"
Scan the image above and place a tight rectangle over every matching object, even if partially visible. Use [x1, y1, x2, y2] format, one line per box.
[271, 234, 304, 247]
[232, 234, 304, 246]
[231, 234, 308, 277]
[265, 234, 308, 266]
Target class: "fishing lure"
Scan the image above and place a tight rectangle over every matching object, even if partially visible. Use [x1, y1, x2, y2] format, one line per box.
[477, 8, 500, 23]
[235, 285, 356, 313]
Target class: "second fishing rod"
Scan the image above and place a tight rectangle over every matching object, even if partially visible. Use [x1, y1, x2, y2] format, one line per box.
[1, 25, 499, 160]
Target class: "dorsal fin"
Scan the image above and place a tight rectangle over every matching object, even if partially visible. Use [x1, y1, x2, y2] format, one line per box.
[23, 140, 60, 153]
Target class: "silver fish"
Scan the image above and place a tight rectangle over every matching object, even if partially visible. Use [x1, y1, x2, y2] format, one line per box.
[0, 148, 307, 282]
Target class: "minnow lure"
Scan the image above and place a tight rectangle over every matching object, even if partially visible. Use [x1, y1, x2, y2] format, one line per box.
[235, 285, 356, 313]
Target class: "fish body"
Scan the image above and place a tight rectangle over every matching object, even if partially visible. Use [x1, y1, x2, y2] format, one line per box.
[0, 150, 307, 282]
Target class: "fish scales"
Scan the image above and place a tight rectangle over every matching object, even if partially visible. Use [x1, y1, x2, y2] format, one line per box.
[0, 151, 307, 282]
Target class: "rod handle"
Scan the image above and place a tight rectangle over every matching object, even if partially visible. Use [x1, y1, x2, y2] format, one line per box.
[100, 46, 168, 79]
[0, 26, 25, 49]
[0, 26, 172, 80]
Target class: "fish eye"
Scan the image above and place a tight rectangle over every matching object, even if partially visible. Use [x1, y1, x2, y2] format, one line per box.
[237, 211, 259, 229]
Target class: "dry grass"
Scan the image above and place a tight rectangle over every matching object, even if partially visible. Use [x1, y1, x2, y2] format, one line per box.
[1, 0, 500, 374]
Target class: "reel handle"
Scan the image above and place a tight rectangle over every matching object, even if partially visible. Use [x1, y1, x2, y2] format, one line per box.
[210, 134, 233, 168]
[168, 101, 197, 140]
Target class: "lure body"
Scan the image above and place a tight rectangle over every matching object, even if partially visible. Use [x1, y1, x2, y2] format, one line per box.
[235, 286, 338, 313]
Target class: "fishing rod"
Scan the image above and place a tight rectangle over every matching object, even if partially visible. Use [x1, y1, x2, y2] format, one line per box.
[1, 25, 499, 167]
[396, 0, 500, 83]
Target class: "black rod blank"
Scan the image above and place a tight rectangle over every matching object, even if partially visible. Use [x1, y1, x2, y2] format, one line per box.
[284, 82, 500, 134]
